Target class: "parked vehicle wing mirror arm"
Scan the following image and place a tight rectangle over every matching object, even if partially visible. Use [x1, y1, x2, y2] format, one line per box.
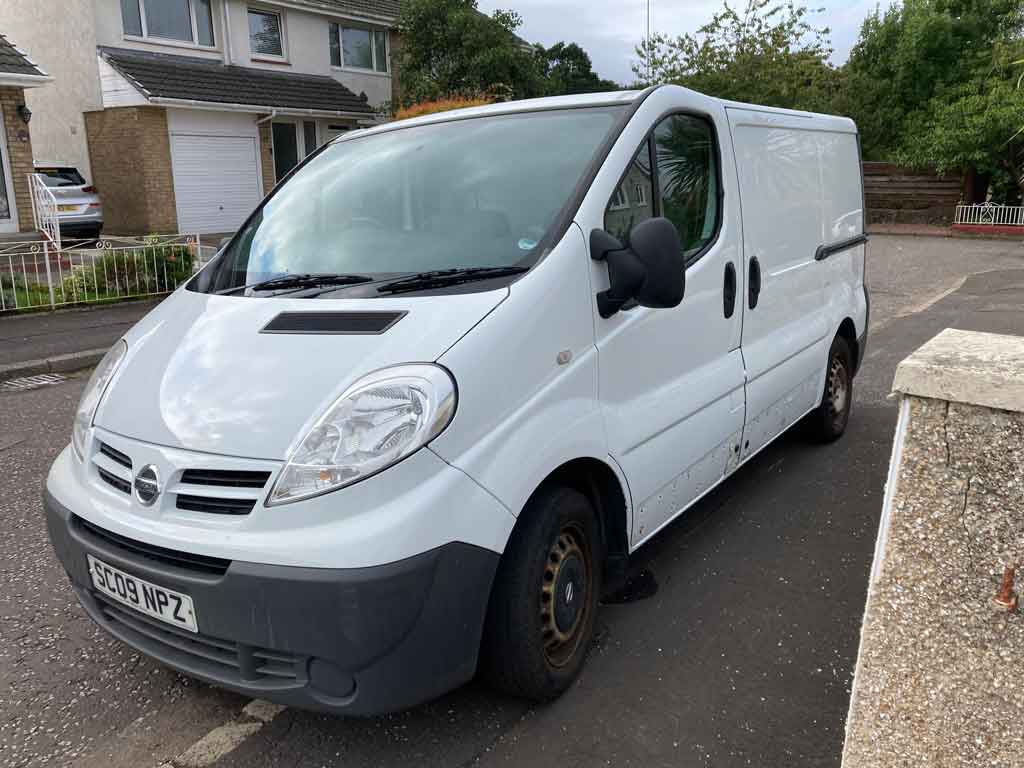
[590, 217, 686, 318]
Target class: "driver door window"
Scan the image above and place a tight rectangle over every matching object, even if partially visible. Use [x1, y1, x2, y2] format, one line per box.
[604, 142, 653, 246]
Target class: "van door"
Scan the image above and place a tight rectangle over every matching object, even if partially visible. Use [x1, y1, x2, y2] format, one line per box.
[728, 109, 830, 460]
[588, 103, 746, 546]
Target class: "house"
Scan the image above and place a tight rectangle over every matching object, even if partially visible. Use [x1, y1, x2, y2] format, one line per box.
[0, 32, 50, 235]
[4, 0, 401, 235]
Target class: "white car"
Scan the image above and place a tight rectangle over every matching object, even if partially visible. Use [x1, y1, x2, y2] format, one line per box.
[44, 86, 868, 715]
[35, 165, 103, 241]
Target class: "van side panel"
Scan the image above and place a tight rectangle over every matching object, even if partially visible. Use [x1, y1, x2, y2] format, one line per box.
[729, 110, 830, 457]
[728, 108, 862, 459]
[818, 131, 868, 370]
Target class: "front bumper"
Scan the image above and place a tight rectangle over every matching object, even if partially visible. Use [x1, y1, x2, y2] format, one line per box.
[45, 489, 499, 715]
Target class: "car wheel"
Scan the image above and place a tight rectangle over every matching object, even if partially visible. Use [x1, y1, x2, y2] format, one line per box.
[807, 335, 853, 442]
[479, 485, 602, 701]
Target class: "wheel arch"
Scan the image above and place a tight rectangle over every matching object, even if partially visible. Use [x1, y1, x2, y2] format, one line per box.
[837, 316, 859, 374]
[523, 457, 631, 577]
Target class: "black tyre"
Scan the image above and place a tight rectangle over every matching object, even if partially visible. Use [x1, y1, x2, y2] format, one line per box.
[807, 335, 853, 442]
[479, 485, 602, 701]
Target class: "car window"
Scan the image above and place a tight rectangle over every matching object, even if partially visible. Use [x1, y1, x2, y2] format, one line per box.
[653, 114, 720, 264]
[603, 141, 654, 247]
[36, 168, 85, 187]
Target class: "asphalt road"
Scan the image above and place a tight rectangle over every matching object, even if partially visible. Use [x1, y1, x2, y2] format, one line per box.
[2, 234, 1023, 768]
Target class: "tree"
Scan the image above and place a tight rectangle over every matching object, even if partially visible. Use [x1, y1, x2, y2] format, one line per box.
[840, 0, 1024, 199]
[538, 42, 620, 95]
[396, 0, 542, 106]
[632, 0, 840, 113]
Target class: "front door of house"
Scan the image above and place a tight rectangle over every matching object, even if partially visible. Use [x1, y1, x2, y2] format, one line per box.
[272, 122, 299, 184]
[0, 104, 18, 233]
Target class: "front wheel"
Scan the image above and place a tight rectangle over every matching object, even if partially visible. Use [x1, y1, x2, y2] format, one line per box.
[806, 335, 853, 442]
[479, 485, 602, 701]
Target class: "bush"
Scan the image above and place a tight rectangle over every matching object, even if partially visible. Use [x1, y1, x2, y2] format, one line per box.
[60, 242, 194, 302]
[395, 96, 495, 120]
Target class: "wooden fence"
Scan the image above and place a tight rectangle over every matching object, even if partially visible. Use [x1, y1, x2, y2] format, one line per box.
[862, 162, 962, 226]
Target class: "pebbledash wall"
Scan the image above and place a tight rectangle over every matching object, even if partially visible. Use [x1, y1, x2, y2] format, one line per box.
[83, 107, 177, 234]
[843, 328, 1024, 767]
[1, 86, 37, 232]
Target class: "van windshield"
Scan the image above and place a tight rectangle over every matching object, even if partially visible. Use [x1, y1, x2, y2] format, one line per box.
[194, 106, 626, 296]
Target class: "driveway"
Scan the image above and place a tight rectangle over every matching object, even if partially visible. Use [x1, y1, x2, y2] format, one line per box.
[2, 234, 1023, 768]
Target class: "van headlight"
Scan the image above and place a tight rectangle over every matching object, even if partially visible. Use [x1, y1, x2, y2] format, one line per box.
[72, 339, 127, 460]
[267, 364, 457, 506]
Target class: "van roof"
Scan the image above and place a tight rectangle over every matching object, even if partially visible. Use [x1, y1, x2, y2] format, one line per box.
[352, 85, 856, 139]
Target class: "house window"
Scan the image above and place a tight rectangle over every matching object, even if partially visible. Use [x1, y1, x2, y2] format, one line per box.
[608, 187, 629, 211]
[329, 23, 388, 73]
[121, 0, 215, 46]
[635, 183, 647, 206]
[249, 9, 284, 58]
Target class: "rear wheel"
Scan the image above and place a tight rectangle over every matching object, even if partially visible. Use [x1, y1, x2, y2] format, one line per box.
[806, 335, 853, 442]
[480, 485, 601, 701]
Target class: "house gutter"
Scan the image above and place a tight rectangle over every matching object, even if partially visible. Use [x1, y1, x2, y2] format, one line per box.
[0, 72, 53, 89]
[147, 97, 380, 124]
[255, 110, 278, 125]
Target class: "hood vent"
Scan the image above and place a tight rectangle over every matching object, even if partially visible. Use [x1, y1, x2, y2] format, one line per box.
[261, 311, 407, 335]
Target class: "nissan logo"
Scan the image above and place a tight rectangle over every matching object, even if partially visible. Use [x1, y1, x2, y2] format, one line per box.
[133, 464, 161, 506]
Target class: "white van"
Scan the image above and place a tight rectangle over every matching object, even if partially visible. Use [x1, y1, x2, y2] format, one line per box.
[44, 86, 868, 715]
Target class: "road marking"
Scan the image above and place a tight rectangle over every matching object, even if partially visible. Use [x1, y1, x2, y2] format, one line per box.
[161, 699, 287, 768]
[0, 372, 67, 392]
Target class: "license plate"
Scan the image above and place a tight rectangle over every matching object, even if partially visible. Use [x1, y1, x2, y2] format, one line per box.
[87, 554, 198, 633]
[58, 204, 78, 212]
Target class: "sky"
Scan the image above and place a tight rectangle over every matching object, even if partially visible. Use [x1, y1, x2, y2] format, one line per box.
[476, 0, 885, 85]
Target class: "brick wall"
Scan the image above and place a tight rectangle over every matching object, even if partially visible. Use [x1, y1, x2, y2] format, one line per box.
[258, 121, 275, 194]
[1, 86, 37, 232]
[84, 106, 178, 234]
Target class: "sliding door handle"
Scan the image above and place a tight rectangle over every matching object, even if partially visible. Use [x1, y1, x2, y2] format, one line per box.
[748, 257, 761, 309]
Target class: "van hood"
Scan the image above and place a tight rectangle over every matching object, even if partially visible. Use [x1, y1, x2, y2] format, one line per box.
[95, 288, 507, 460]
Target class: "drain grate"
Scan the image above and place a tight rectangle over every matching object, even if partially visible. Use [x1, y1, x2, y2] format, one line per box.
[1, 373, 68, 392]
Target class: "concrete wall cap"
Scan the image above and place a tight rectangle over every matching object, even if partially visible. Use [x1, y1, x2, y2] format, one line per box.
[892, 328, 1024, 412]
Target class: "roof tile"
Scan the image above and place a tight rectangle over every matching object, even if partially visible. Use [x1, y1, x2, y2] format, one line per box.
[99, 47, 374, 115]
[0, 32, 47, 78]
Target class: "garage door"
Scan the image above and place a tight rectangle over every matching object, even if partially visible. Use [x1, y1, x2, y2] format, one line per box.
[170, 134, 262, 234]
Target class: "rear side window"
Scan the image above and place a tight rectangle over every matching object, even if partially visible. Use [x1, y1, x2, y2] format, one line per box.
[654, 115, 719, 263]
[604, 113, 720, 265]
[36, 167, 86, 187]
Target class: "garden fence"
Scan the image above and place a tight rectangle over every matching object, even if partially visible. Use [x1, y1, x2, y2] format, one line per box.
[0, 234, 214, 314]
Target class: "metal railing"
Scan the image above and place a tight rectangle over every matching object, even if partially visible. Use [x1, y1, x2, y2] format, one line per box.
[0, 234, 213, 313]
[954, 203, 1024, 227]
[28, 173, 61, 249]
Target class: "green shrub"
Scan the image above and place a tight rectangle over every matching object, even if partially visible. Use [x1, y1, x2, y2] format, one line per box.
[60, 243, 194, 302]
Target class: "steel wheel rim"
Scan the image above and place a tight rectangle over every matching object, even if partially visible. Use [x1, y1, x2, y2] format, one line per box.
[828, 355, 849, 426]
[540, 522, 593, 668]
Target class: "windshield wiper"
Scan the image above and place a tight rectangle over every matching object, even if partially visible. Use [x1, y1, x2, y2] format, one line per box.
[216, 273, 373, 296]
[376, 266, 528, 295]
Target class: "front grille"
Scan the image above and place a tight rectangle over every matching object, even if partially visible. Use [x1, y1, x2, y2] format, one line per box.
[176, 494, 257, 516]
[73, 515, 231, 576]
[98, 467, 131, 494]
[180, 469, 270, 488]
[94, 594, 303, 684]
[99, 442, 132, 470]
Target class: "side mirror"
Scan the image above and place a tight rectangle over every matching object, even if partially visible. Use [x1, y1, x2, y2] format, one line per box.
[218, 236, 232, 252]
[590, 217, 686, 318]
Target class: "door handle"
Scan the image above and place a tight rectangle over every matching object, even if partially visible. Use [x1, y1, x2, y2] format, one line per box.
[723, 262, 736, 318]
[748, 257, 761, 309]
